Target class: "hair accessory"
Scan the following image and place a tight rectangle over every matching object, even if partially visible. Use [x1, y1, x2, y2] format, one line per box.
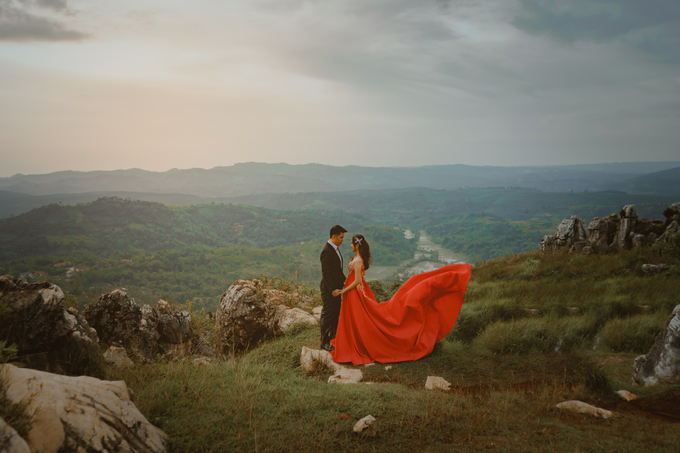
[354, 237, 363, 245]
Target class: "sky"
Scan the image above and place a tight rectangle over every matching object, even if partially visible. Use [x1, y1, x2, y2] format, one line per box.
[0, 0, 679, 177]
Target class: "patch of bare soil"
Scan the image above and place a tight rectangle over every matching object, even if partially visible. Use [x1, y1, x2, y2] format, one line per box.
[611, 389, 680, 423]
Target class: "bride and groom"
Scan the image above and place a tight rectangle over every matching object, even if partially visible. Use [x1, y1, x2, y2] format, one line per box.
[319, 225, 471, 365]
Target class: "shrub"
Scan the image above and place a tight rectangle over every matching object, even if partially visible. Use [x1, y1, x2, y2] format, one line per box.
[653, 232, 680, 260]
[446, 299, 525, 343]
[599, 313, 669, 353]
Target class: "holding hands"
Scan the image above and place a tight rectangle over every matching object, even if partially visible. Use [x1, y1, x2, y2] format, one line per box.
[332, 289, 342, 297]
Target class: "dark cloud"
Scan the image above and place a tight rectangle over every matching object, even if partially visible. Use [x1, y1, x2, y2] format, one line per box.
[513, 0, 680, 62]
[0, 0, 87, 42]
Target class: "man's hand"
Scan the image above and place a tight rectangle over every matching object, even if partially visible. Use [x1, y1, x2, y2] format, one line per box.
[332, 289, 342, 297]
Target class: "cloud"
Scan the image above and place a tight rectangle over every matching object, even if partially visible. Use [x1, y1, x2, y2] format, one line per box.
[513, 0, 680, 63]
[0, 0, 88, 41]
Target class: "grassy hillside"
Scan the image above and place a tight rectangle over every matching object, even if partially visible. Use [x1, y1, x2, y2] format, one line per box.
[611, 166, 680, 196]
[90, 245, 680, 452]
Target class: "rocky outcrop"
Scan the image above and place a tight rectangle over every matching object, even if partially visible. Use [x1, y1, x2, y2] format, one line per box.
[541, 216, 587, 252]
[663, 202, 680, 227]
[83, 290, 142, 345]
[2, 364, 167, 453]
[612, 205, 637, 249]
[84, 292, 198, 361]
[658, 220, 680, 243]
[586, 217, 613, 250]
[299, 346, 363, 384]
[215, 280, 280, 355]
[0, 277, 99, 374]
[641, 264, 670, 275]
[103, 346, 135, 369]
[0, 418, 30, 453]
[633, 304, 680, 386]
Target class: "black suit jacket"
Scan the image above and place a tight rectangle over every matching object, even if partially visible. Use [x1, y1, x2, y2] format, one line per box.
[320, 242, 346, 293]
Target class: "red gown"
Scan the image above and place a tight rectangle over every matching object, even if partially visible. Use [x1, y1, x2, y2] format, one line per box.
[330, 260, 471, 365]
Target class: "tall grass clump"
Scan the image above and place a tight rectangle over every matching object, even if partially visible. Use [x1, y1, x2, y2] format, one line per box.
[599, 313, 670, 353]
[446, 298, 525, 343]
[474, 315, 599, 355]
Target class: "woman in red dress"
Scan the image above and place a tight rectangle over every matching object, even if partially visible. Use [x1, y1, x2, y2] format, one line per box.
[330, 233, 471, 365]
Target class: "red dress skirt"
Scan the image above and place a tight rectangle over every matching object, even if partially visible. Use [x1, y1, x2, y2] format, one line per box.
[331, 262, 471, 365]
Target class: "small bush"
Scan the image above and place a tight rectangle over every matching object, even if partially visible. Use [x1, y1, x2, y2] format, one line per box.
[599, 313, 669, 353]
[446, 299, 525, 343]
[653, 232, 680, 259]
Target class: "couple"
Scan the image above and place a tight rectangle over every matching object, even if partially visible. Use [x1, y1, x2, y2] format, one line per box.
[319, 225, 471, 365]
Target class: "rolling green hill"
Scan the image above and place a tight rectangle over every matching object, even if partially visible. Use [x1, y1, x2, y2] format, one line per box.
[610, 166, 680, 196]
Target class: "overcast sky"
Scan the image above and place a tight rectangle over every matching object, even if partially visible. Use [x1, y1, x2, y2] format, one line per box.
[0, 0, 678, 176]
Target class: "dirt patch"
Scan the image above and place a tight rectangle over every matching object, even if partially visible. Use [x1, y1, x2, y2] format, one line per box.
[613, 389, 680, 423]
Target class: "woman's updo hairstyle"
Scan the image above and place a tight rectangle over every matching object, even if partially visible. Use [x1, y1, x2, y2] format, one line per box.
[352, 234, 373, 270]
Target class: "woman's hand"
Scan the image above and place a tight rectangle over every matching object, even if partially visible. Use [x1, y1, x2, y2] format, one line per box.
[332, 289, 342, 297]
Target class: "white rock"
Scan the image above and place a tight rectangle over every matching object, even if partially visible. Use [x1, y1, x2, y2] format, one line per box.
[556, 400, 615, 419]
[353, 415, 377, 437]
[633, 304, 680, 386]
[425, 376, 451, 391]
[2, 364, 167, 453]
[278, 307, 318, 331]
[328, 367, 363, 384]
[385, 366, 392, 371]
[192, 357, 212, 367]
[364, 363, 375, 367]
[102, 346, 135, 369]
[0, 418, 31, 453]
[312, 306, 322, 320]
[616, 390, 639, 401]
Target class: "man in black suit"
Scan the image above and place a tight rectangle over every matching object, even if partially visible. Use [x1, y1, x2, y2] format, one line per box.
[319, 224, 347, 351]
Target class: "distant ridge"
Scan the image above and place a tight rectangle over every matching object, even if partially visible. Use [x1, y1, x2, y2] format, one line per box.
[1, 162, 679, 199]
[608, 166, 680, 196]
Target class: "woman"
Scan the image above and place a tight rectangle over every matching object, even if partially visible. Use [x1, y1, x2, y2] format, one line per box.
[330, 234, 471, 365]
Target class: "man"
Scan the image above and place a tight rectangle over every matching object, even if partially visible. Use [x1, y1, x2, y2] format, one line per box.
[319, 224, 347, 351]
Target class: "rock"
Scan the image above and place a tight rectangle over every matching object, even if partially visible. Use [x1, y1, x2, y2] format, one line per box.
[0, 277, 99, 374]
[385, 366, 392, 371]
[137, 305, 162, 360]
[425, 376, 451, 391]
[641, 264, 670, 275]
[312, 306, 322, 320]
[0, 418, 31, 453]
[153, 300, 193, 344]
[586, 217, 612, 249]
[657, 220, 680, 243]
[521, 308, 539, 316]
[353, 415, 377, 437]
[556, 401, 615, 418]
[300, 346, 335, 371]
[631, 234, 646, 248]
[647, 232, 658, 244]
[299, 347, 363, 384]
[277, 306, 318, 331]
[102, 346, 135, 369]
[195, 329, 215, 357]
[2, 364, 167, 453]
[261, 287, 314, 309]
[192, 357, 212, 367]
[582, 246, 595, 255]
[633, 304, 680, 386]
[215, 280, 280, 355]
[540, 216, 587, 252]
[663, 203, 680, 227]
[83, 289, 142, 345]
[616, 390, 639, 401]
[612, 205, 638, 249]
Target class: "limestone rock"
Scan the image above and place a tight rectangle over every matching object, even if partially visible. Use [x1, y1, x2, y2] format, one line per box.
[425, 376, 451, 391]
[612, 205, 638, 249]
[641, 264, 670, 275]
[556, 401, 614, 418]
[616, 390, 639, 401]
[657, 220, 680, 243]
[103, 346, 135, 369]
[540, 216, 587, 252]
[582, 246, 595, 255]
[277, 307, 318, 331]
[385, 366, 392, 371]
[312, 306, 322, 320]
[299, 347, 363, 384]
[0, 277, 99, 374]
[83, 289, 142, 345]
[663, 202, 680, 227]
[215, 280, 280, 355]
[195, 329, 214, 357]
[153, 300, 193, 345]
[0, 418, 30, 453]
[353, 415, 377, 437]
[2, 364, 167, 453]
[631, 234, 646, 248]
[633, 304, 680, 386]
[328, 367, 363, 384]
[586, 217, 613, 249]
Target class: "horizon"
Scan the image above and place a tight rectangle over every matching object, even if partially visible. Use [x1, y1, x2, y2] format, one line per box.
[1, 1, 679, 177]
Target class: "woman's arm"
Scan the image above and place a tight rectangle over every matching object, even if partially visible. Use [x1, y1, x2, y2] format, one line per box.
[333, 257, 364, 296]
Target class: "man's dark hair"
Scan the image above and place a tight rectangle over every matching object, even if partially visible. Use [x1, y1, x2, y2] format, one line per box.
[329, 225, 347, 238]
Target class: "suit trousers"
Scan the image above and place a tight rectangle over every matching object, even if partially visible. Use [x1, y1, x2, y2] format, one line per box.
[319, 281, 342, 345]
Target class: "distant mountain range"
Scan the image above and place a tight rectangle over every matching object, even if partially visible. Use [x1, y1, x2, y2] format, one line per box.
[0, 162, 678, 218]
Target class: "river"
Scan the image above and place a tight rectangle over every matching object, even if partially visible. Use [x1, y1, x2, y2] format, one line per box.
[364, 229, 469, 281]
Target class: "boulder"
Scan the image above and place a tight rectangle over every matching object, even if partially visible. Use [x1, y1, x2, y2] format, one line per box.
[152, 300, 193, 345]
[215, 280, 280, 355]
[631, 234, 646, 248]
[83, 289, 142, 345]
[0, 277, 99, 374]
[312, 306, 322, 320]
[0, 418, 30, 453]
[2, 364, 167, 453]
[425, 376, 451, 391]
[612, 205, 637, 249]
[540, 216, 587, 252]
[556, 401, 614, 418]
[102, 346, 135, 369]
[582, 246, 595, 255]
[195, 329, 215, 357]
[616, 390, 639, 401]
[299, 347, 363, 384]
[633, 304, 680, 386]
[276, 306, 318, 331]
[641, 264, 670, 275]
[662, 202, 680, 227]
[353, 415, 377, 437]
[586, 217, 611, 249]
[657, 220, 680, 243]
